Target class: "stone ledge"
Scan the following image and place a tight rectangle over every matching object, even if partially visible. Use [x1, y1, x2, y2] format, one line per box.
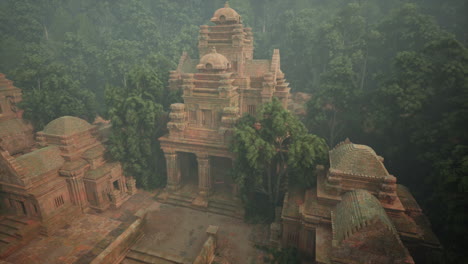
[89, 218, 143, 264]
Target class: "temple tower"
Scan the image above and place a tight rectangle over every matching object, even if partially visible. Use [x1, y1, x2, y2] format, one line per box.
[160, 3, 291, 205]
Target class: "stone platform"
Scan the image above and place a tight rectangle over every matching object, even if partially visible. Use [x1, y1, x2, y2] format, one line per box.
[121, 203, 267, 264]
[3, 191, 155, 264]
[1, 190, 267, 264]
[0, 216, 41, 258]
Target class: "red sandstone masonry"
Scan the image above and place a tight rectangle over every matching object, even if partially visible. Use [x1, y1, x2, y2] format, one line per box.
[90, 218, 143, 264]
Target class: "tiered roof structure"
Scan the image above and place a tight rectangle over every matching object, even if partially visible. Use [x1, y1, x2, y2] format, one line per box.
[160, 3, 291, 202]
[0, 116, 134, 235]
[331, 190, 414, 264]
[280, 139, 442, 264]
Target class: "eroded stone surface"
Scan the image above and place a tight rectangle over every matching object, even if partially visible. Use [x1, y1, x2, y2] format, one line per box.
[280, 139, 442, 264]
[160, 2, 291, 207]
[5, 214, 121, 264]
[133, 203, 267, 264]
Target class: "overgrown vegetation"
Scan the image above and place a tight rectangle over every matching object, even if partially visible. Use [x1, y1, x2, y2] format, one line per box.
[0, 0, 466, 261]
[231, 98, 328, 222]
[104, 60, 170, 188]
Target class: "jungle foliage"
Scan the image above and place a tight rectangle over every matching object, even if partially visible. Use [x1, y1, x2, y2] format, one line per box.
[0, 0, 467, 261]
[231, 98, 328, 221]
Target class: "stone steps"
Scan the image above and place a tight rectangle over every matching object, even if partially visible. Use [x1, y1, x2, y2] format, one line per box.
[207, 200, 243, 219]
[124, 249, 185, 264]
[164, 193, 195, 209]
[0, 227, 19, 238]
[0, 233, 12, 244]
[0, 222, 20, 231]
[206, 206, 242, 220]
[209, 199, 239, 210]
[0, 216, 40, 258]
[0, 217, 23, 240]
[163, 194, 244, 219]
[3, 217, 28, 226]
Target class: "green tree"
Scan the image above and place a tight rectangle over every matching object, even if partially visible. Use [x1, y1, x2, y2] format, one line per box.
[105, 64, 167, 189]
[306, 3, 374, 146]
[367, 37, 468, 263]
[231, 98, 328, 221]
[14, 61, 97, 130]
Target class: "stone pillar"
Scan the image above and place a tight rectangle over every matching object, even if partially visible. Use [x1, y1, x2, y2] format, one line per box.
[164, 150, 181, 191]
[196, 154, 212, 197]
[66, 175, 88, 212]
[126, 177, 137, 195]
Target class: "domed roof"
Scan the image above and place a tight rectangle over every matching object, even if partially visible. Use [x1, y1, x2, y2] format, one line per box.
[42, 116, 93, 136]
[211, 2, 241, 24]
[197, 47, 230, 71]
[329, 139, 389, 179]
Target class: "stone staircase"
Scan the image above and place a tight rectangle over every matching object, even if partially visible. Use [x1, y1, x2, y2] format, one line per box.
[163, 193, 194, 209]
[207, 199, 243, 220]
[156, 190, 244, 220]
[122, 248, 191, 264]
[0, 216, 40, 258]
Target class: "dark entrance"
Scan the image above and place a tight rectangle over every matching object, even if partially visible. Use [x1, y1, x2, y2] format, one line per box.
[210, 156, 233, 193]
[178, 152, 198, 186]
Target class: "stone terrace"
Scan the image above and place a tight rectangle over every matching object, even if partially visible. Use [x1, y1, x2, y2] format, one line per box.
[123, 204, 268, 264]
[4, 191, 155, 264]
[3, 190, 269, 264]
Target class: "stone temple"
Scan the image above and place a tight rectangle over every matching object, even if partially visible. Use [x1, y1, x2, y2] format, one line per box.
[0, 74, 136, 251]
[0, 3, 441, 264]
[159, 2, 290, 208]
[276, 139, 442, 263]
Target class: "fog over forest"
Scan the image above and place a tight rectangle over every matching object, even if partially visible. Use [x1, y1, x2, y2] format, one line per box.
[0, 0, 466, 263]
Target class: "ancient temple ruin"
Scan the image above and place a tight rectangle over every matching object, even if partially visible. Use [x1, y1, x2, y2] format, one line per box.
[0, 75, 136, 243]
[159, 3, 290, 206]
[278, 139, 442, 264]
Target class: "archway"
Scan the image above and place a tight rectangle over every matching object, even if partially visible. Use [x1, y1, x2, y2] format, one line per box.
[178, 152, 198, 186]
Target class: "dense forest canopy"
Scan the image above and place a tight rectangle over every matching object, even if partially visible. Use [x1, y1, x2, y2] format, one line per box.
[0, 0, 467, 262]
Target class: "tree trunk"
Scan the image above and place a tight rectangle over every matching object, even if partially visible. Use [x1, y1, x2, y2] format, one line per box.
[267, 162, 273, 204]
[328, 110, 338, 147]
[360, 48, 368, 90]
[43, 24, 49, 41]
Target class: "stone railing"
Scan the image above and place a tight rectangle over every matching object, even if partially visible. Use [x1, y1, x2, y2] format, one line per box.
[193, 225, 218, 264]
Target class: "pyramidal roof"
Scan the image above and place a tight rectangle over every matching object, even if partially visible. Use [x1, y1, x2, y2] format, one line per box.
[329, 139, 389, 179]
[332, 189, 397, 243]
[42, 116, 93, 136]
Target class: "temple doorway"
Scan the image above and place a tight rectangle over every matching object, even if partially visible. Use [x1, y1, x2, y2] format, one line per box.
[178, 152, 198, 186]
[210, 156, 233, 194]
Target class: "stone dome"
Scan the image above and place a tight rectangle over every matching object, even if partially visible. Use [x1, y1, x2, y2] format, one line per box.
[42, 116, 93, 136]
[211, 2, 241, 24]
[197, 47, 230, 71]
[329, 139, 390, 179]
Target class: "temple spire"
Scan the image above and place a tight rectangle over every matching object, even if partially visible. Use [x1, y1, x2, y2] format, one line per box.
[211, 46, 217, 53]
[225, 2, 229, 8]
